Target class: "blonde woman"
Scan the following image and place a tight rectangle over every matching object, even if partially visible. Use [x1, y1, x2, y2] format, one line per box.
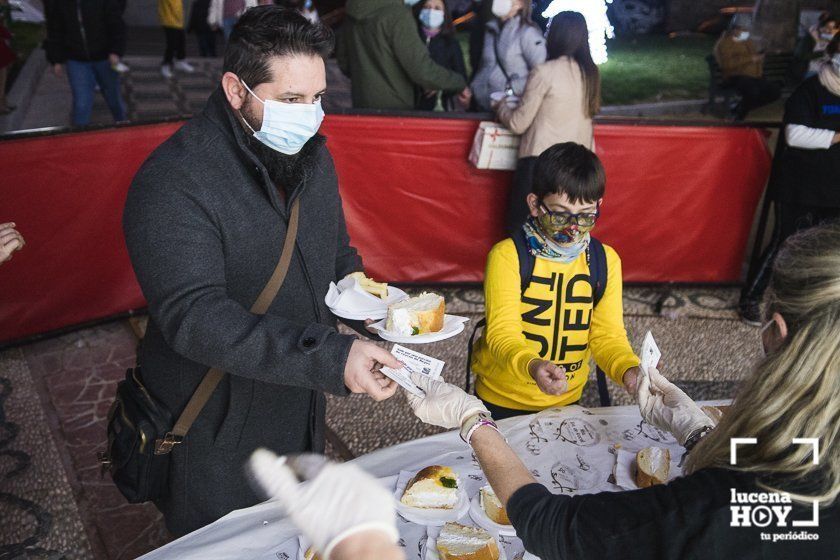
[249, 224, 839, 559]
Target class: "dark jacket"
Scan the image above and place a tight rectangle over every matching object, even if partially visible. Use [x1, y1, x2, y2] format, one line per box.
[187, 0, 212, 34]
[508, 467, 839, 559]
[415, 29, 468, 111]
[43, 0, 126, 64]
[770, 75, 840, 208]
[336, 0, 467, 110]
[123, 89, 362, 536]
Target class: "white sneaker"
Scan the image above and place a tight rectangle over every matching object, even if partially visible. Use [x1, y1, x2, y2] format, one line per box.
[160, 64, 173, 79]
[174, 60, 195, 73]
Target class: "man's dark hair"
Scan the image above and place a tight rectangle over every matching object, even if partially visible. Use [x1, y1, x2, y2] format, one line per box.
[532, 143, 606, 204]
[223, 6, 334, 88]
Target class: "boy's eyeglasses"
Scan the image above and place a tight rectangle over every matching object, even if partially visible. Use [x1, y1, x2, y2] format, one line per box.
[539, 204, 600, 228]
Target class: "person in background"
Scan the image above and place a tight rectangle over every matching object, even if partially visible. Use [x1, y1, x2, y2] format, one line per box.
[248, 221, 840, 560]
[337, 0, 470, 111]
[208, 0, 258, 42]
[0, 222, 24, 265]
[188, 0, 217, 57]
[0, 0, 14, 115]
[495, 11, 599, 233]
[43, 0, 127, 126]
[713, 23, 781, 121]
[276, 0, 319, 23]
[470, 0, 545, 111]
[471, 143, 641, 420]
[738, 34, 840, 324]
[809, 12, 838, 54]
[412, 0, 467, 111]
[159, 0, 196, 78]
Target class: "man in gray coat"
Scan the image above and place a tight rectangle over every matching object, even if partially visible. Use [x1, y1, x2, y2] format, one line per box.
[123, 7, 400, 537]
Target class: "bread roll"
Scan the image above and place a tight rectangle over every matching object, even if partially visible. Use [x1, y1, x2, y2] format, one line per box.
[480, 485, 510, 525]
[401, 465, 459, 509]
[386, 292, 445, 335]
[635, 447, 670, 488]
[436, 522, 500, 560]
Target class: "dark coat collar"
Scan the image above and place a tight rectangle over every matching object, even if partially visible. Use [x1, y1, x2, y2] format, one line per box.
[202, 87, 291, 216]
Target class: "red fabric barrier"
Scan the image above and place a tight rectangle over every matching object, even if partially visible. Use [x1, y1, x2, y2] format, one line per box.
[0, 117, 770, 343]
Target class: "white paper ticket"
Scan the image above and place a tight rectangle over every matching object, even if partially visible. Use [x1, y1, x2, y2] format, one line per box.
[380, 345, 445, 398]
[640, 331, 661, 376]
[391, 344, 444, 379]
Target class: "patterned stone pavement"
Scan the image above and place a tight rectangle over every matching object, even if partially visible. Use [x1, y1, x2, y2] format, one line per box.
[0, 285, 761, 558]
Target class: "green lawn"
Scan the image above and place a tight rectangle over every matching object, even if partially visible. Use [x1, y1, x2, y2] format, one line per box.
[6, 22, 45, 93]
[457, 31, 715, 107]
[600, 34, 716, 105]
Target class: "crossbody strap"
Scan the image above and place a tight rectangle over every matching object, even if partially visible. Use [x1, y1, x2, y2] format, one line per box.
[493, 31, 513, 92]
[155, 198, 301, 454]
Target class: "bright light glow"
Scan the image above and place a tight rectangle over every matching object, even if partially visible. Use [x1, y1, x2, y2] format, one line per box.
[542, 0, 614, 64]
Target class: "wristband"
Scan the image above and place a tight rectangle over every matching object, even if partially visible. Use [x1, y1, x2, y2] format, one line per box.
[683, 425, 713, 452]
[460, 413, 500, 445]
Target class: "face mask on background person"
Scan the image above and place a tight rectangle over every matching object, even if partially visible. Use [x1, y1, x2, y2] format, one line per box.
[405, 0, 422, 6]
[734, 30, 750, 41]
[491, 0, 513, 19]
[832, 54, 840, 73]
[240, 79, 324, 155]
[419, 8, 445, 29]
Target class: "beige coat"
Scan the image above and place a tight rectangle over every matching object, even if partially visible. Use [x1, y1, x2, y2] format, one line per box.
[496, 57, 594, 158]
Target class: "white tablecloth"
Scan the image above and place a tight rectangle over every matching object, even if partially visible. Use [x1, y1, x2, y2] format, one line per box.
[139, 401, 728, 560]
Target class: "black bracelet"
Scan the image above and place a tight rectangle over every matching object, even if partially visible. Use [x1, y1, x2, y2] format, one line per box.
[684, 426, 714, 452]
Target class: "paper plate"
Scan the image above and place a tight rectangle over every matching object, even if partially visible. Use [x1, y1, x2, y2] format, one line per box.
[424, 531, 508, 560]
[325, 283, 408, 321]
[469, 494, 517, 537]
[370, 315, 469, 344]
[395, 487, 470, 526]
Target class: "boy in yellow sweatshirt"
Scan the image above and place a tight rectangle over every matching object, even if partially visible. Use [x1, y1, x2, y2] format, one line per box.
[471, 142, 641, 419]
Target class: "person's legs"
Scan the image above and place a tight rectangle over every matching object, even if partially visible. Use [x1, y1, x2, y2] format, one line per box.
[740, 201, 838, 322]
[0, 66, 9, 111]
[162, 26, 176, 66]
[223, 16, 237, 41]
[731, 76, 781, 119]
[91, 59, 126, 122]
[175, 28, 187, 61]
[65, 60, 96, 126]
[505, 156, 538, 236]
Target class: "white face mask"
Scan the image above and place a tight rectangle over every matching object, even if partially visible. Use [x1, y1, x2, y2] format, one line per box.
[491, 0, 513, 19]
[405, 0, 422, 6]
[734, 30, 750, 41]
[419, 8, 445, 29]
[240, 80, 324, 156]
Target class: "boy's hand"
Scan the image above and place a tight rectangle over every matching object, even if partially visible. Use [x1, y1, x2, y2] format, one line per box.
[528, 359, 568, 396]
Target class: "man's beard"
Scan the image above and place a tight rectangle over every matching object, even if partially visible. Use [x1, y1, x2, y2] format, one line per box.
[240, 101, 325, 195]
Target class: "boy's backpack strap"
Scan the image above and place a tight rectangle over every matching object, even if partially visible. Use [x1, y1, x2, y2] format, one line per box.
[588, 237, 608, 308]
[587, 237, 612, 406]
[512, 227, 536, 293]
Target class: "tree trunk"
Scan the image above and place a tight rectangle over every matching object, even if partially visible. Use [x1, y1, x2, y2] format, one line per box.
[752, 0, 799, 53]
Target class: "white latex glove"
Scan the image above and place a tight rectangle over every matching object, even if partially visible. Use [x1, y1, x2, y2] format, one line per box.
[249, 449, 399, 560]
[405, 372, 490, 429]
[636, 368, 714, 446]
